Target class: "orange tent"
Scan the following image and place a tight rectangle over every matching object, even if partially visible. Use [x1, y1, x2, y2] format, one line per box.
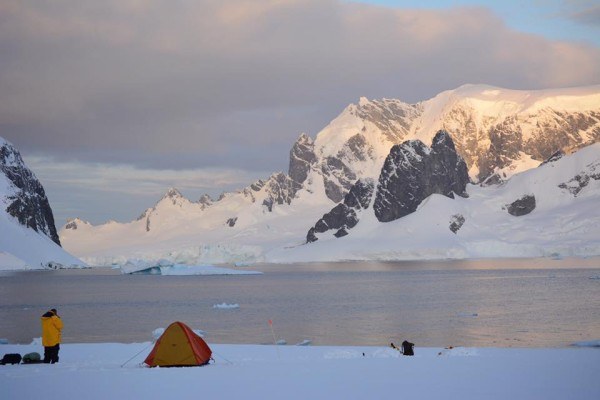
[144, 321, 212, 367]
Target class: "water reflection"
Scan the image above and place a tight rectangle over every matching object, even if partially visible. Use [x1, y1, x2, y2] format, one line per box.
[0, 258, 598, 347]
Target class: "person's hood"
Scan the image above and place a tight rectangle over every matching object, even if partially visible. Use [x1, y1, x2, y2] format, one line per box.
[41, 311, 55, 318]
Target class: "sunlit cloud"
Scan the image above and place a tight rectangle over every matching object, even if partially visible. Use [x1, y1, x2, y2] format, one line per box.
[1, 0, 599, 223]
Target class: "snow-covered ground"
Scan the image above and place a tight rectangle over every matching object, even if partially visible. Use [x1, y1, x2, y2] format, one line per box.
[1, 341, 599, 400]
[0, 207, 85, 270]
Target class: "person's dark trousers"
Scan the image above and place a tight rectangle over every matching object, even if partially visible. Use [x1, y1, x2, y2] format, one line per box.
[43, 344, 60, 364]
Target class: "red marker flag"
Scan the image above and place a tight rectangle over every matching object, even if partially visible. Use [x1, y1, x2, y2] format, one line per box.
[268, 319, 273, 326]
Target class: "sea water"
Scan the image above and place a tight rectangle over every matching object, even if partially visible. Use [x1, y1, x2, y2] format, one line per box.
[1, 258, 599, 347]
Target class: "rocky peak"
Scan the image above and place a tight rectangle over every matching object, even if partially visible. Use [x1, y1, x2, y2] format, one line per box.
[261, 172, 295, 211]
[0, 138, 61, 245]
[64, 217, 92, 230]
[353, 98, 422, 143]
[156, 187, 189, 208]
[373, 130, 469, 222]
[198, 194, 213, 209]
[307, 178, 375, 242]
[163, 187, 183, 200]
[288, 133, 316, 196]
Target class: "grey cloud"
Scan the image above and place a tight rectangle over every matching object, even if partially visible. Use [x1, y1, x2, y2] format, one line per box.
[25, 155, 269, 225]
[568, 5, 600, 26]
[1, 0, 599, 174]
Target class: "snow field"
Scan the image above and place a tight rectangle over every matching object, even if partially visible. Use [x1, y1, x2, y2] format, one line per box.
[1, 342, 599, 400]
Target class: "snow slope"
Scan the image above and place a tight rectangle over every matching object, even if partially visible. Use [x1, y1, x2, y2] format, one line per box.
[1, 342, 599, 400]
[272, 143, 600, 262]
[61, 179, 334, 267]
[0, 141, 85, 270]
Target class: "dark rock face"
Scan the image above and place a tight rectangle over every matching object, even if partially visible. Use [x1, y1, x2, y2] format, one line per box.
[478, 117, 523, 180]
[506, 195, 536, 216]
[449, 214, 465, 233]
[1, 139, 61, 245]
[540, 150, 565, 166]
[65, 219, 78, 230]
[198, 194, 213, 209]
[258, 172, 295, 212]
[321, 156, 357, 203]
[429, 107, 600, 183]
[318, 132, 375, 203]
[558, 161, 600, 196]
[288, 133, 316, 196]
[226, 217, 237, 227]
[522, 110, 600, 162]
[352, 98, 421, 143]
[480, 173, 504, 186]
[306, 178, 374, 242]
[373, 131, 470, 223]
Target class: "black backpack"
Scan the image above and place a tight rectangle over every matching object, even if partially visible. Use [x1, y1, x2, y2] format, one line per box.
[401, 340, 414, 356]
[0, 353, 22, 365]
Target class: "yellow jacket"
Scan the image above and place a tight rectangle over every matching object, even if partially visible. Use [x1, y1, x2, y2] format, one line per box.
[41, 311, 63, 347]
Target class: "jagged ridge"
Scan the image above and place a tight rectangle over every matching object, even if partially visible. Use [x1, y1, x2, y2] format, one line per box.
[0, 138, 61, 245]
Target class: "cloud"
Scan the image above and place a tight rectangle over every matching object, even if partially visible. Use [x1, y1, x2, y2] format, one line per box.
[2, 1, 599, 168]
[568, 4, 600, 27]
[25, 155, 269, 224]
[1, 0, 599, 223]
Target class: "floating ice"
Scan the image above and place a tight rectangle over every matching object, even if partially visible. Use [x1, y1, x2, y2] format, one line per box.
[457, 312, 479, 318]
[571, 340, 600, 347]
[213, 303, 240, 310]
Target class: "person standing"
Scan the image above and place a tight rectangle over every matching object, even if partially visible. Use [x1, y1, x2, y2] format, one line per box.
[41, 308, 63, 364]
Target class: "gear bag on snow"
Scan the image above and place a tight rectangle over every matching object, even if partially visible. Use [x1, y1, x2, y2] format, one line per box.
[401, 340, 414, 356]
[22, 352, 42, 364]
[1, 353, 22, 365]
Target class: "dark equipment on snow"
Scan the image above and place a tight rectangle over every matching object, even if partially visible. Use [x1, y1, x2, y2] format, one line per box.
[1, 353, 22, 365]
[391, 341, 415, 356]
[22, 352, 42, 364]
[402, 340, 415, 356]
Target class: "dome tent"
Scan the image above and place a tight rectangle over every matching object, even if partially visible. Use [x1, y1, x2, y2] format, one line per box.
[144, 321, 212, 367]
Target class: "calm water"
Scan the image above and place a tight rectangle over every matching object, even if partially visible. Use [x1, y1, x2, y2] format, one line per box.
[1, 258, 599, 347]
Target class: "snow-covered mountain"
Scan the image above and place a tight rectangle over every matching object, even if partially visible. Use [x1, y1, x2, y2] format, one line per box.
[61, 84, 600, 266]
[0, 137, 84, 269]
[303, 84, 600, 203]
[274, 142, 600, 262]
[306, 130, 470, 242]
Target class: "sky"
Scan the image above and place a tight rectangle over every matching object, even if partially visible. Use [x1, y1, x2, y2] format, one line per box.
[1, 0, 599, 225]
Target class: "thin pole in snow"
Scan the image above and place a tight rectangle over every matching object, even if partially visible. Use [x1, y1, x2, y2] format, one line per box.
[121, 342, 153, 368]
[211, 350, 233, 365]
[268, 319, 280, 359]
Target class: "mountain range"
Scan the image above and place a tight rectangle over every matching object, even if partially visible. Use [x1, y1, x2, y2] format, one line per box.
[1, 84, 599, 269]
[57, 84, 600, 267]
